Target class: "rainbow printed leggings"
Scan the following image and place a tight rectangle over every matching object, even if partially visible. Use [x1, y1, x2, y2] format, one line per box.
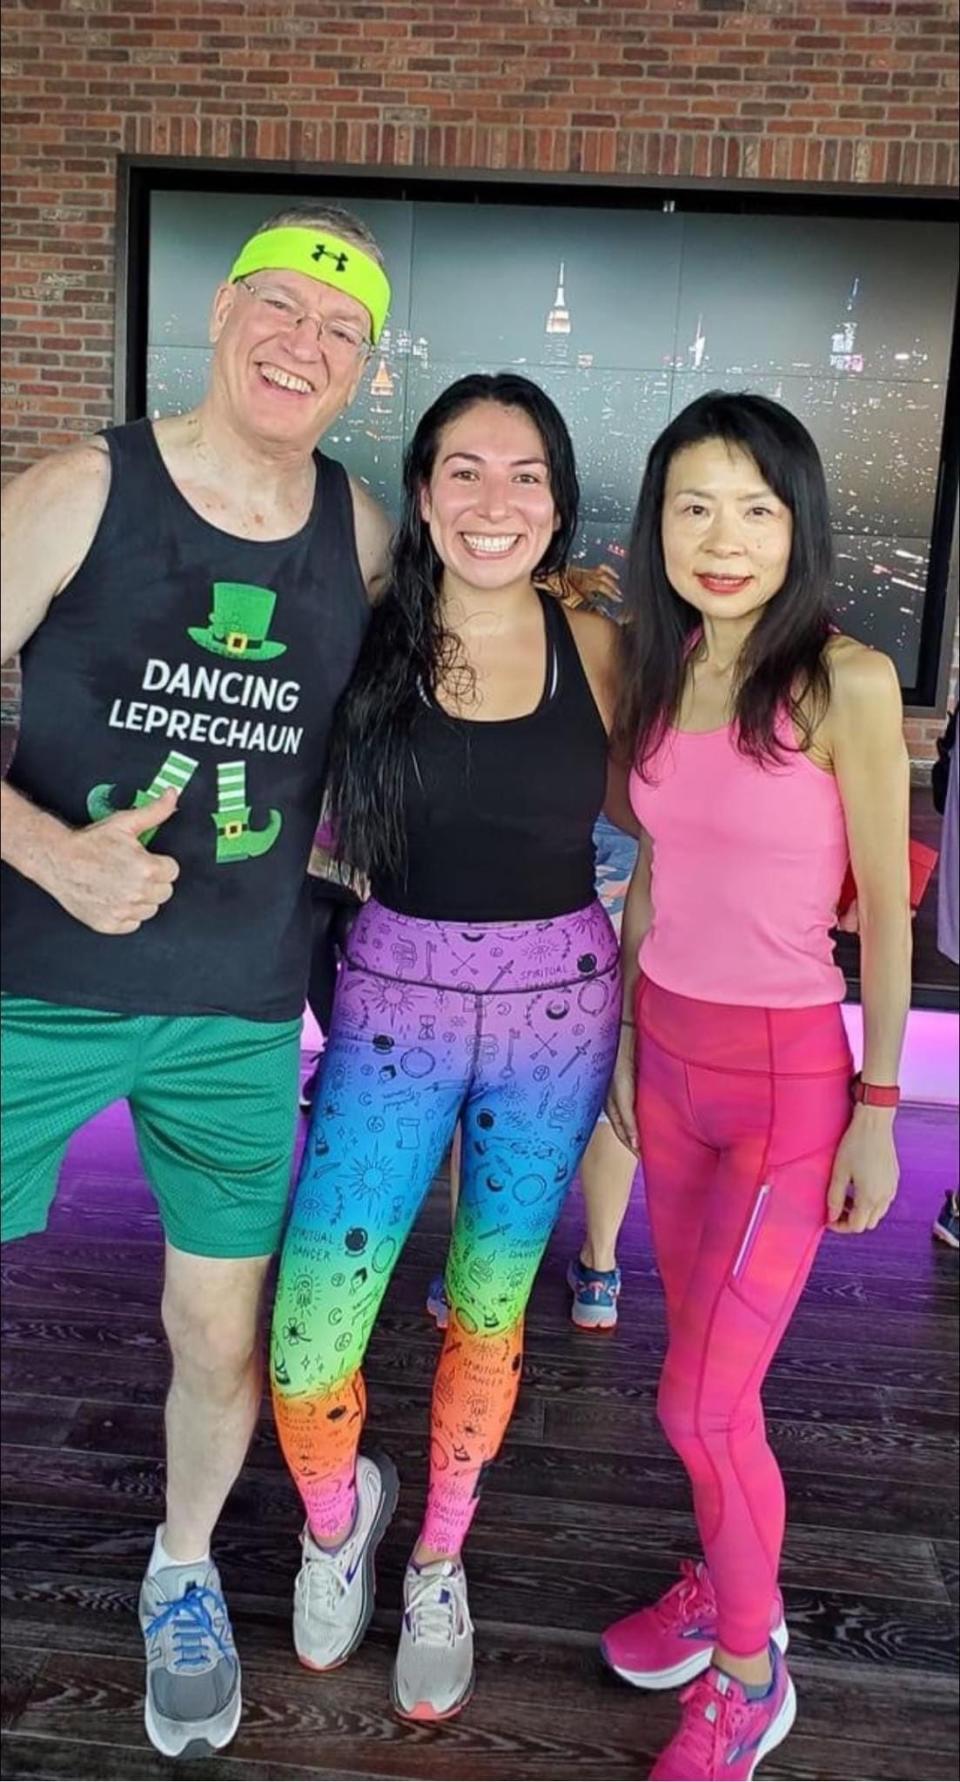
[271, 897, 621, 1553]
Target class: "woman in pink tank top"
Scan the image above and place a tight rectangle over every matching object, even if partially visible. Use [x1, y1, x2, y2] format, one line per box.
[598, 393, 912, 1781]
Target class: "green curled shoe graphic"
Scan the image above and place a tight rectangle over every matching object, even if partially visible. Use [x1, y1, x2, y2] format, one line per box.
[86, 751, 199, 846]
[212, 760, 282, 864]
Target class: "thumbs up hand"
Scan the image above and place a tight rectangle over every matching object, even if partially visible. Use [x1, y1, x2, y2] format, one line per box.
[50, 786, 181, 934]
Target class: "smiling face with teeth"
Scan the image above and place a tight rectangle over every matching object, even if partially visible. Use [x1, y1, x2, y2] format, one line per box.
[419, 401, 560, 598]
[207, 266, 371, 453]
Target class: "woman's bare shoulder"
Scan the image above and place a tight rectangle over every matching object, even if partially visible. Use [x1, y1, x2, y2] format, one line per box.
[825, 632, 901, 707]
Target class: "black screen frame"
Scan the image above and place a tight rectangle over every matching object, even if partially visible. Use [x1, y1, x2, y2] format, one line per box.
[117, 156, 960, 716]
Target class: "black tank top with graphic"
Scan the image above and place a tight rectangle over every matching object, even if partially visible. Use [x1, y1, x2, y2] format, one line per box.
[372, 591, 609, 922]
[1, 420, 369, 1020]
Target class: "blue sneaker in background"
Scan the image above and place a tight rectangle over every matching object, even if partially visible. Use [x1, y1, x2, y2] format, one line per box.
[426, 1275, 450, 1328]
[567, 1256, 621, 1331]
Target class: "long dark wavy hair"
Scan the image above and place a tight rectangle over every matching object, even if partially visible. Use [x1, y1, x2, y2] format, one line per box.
[618, 391, 834, 777]
[325, 372, 581, 878]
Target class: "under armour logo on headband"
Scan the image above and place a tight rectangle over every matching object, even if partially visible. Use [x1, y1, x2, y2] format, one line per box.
[312, 242, 350, 272]
[229, 226, 391, 342]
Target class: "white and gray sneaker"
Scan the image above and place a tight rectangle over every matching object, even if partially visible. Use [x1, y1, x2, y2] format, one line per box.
[294, 1451, 399, 1671]
[391, 1558, 475, 1722]
[138, 1558, 241, 1759]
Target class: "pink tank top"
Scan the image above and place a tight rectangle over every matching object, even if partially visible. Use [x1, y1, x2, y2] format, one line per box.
[628, 717, 849, 1008]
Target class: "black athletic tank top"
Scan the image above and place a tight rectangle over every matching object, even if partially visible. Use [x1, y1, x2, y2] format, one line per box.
[2, 420, 369, 1020]
[372, 591, 608, 921]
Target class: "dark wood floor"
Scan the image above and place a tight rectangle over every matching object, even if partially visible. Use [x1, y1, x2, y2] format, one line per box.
[1, 1095, 958, 1781]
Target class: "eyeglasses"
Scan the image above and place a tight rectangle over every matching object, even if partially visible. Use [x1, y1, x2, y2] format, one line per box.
[236, 279, 372, 359]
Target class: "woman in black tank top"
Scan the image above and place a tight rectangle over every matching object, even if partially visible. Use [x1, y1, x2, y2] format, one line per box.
[270, 377, 635, 1720]
[330, 372, 632, 908]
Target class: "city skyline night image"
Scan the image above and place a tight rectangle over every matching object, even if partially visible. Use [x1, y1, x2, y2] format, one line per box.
[148, 192, 958, 686]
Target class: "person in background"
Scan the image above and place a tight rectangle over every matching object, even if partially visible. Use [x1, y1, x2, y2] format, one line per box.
[932, 702, 959, 1248]
[566, 810, 641, 1327]
[544, 566, 644, 1327]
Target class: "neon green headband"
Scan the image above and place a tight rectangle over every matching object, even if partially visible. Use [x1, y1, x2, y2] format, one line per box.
[229, 226, 391, 345]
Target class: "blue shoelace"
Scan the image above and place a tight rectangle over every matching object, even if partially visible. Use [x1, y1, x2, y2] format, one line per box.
[146, 1585, 233, 1672]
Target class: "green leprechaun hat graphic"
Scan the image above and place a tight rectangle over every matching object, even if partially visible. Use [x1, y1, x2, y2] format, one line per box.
[188, 583, 287, 661]
[213, 760, 282, 864]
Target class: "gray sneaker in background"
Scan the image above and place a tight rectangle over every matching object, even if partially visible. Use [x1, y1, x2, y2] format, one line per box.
[138, 1557, 241, 1759]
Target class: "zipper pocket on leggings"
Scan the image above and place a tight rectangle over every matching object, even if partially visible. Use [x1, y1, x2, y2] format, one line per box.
[731, 1183, 772, 1282]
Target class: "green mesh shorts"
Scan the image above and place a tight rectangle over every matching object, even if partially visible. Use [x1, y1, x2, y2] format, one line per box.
[1, 996, 302, 1257]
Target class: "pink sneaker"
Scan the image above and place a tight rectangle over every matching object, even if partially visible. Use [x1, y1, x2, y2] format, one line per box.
[649, 1644, 796, 1780]
[601, 1561, 788, 1690]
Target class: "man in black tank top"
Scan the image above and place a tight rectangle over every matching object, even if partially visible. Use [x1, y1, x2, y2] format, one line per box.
[0, 203, 393, 1759]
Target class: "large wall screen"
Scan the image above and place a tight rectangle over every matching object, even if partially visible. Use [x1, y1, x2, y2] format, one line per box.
[133, 172, 959, 705]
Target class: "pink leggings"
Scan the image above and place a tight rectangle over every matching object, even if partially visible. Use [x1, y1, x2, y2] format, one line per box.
[635, 977, 853, 1657]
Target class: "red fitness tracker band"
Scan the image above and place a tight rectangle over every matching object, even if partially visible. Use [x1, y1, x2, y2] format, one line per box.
[850, 1074, 901, 1109]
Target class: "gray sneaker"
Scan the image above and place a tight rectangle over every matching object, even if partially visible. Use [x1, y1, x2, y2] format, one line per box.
[138, 1558, 241, 1759]
[391, 1559, 475, 1721]
[293, 1451, 399, 1671]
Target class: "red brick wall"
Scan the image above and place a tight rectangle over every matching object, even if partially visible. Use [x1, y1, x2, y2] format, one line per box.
[2, 0, 958, 757]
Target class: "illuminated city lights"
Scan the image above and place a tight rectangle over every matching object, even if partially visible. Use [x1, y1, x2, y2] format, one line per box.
[148, 201, 958, 684]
